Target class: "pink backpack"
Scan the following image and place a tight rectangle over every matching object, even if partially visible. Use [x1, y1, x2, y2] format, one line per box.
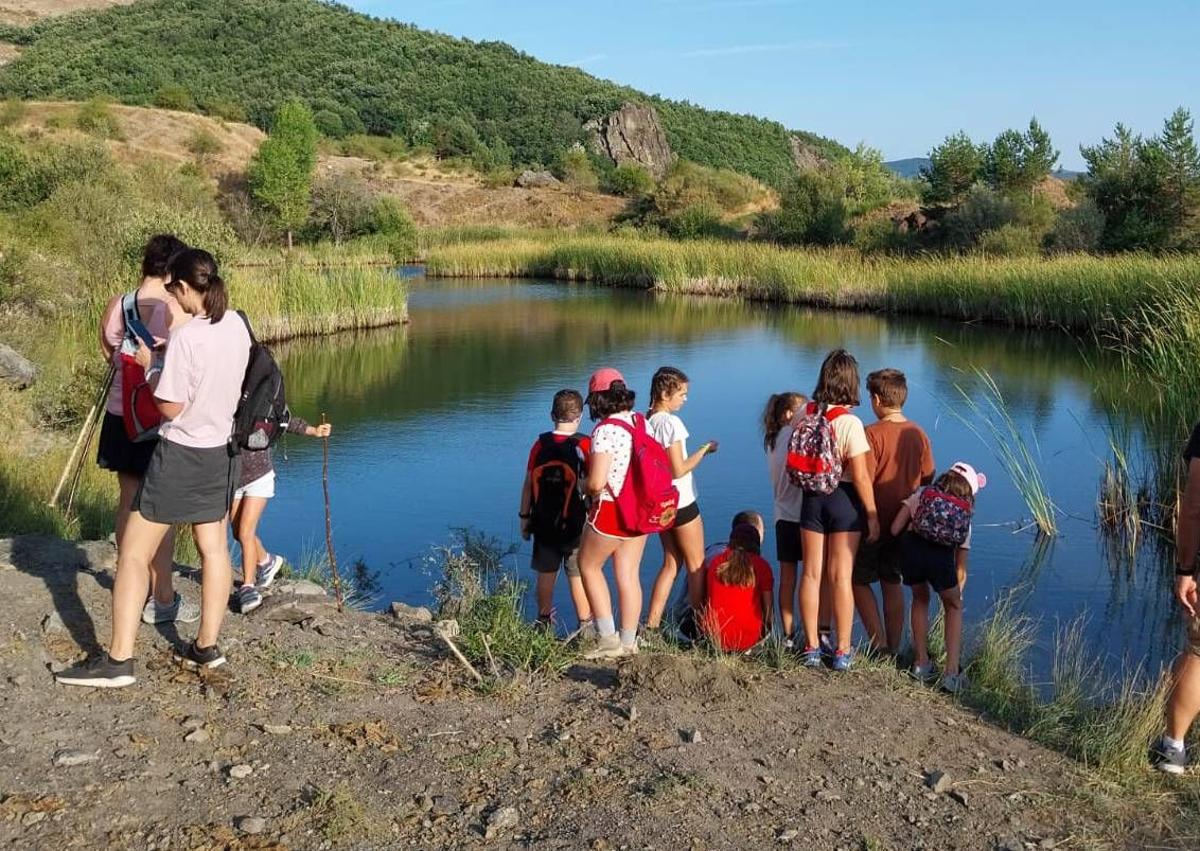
[600, 413, 680, 534]
[786, 402, 848, 495]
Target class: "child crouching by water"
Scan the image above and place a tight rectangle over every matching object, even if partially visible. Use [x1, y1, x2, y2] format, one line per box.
[702, 510, 774, 653]
[892, 461, 986, 694]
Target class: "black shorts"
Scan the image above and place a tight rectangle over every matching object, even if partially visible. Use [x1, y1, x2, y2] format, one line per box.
[775, 519, 802, 563]
[96, 412, 157, 477]
[799, 483, 864, 534]
[672, 501, 701, 528]
[853, 537, 903, 585]
[531, 538, 580, 578]
[134, 440, 240, 525]
[899, 532, 958, 593]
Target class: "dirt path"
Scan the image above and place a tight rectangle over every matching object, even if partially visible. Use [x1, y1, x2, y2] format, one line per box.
[0, 536, 1180, 849]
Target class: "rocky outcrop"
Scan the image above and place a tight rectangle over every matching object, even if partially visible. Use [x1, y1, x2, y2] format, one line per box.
[0, 342, 37, 389]
[788, 135, 829, 174]
[514, 169, 560, 189]
[585, 103, 674, 179]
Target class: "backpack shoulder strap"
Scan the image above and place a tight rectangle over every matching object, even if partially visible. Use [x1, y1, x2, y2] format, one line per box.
[121, 290, 155, 347]
[601, 415, 636, 436]
[235, 309, 259, 346]
[825, 406, 849, 421]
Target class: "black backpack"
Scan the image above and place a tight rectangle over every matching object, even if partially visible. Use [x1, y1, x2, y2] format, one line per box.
[530, 433, 587, 545]
[230, 311, 289, 453]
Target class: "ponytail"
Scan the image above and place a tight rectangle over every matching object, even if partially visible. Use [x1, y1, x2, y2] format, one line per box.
[762, 391, 805, 452]
[168, 248, 229, 323]
[716, 522, 761, 588]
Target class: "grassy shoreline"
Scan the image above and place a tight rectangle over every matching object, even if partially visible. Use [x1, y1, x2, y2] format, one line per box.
[423, 234, 1200, 333]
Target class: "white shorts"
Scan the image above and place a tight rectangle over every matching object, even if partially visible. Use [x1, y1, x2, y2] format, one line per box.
[233, 470, 276, 501]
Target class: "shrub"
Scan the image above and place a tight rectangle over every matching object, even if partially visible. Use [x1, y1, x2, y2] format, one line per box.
[555, 147, 599, 192]
[655, 160, 764, 215]
[664, 203, 725, 240]
[75, 97, 122, 139]
[757, 170, 847, 246]
[201, 96, 248, 123]
[313, 108, 345, 138]
[185, 126, 223, 164]
[1045, 200, 1105, 253]
[154, 84, 194, 111]
[939, 184, 1015, 250]
[607, 162, 655, 198]
[306, 172, 376, 244]
[851, 215, 914, 254]
[371, 196, 417, 261]
[336, 134, 409, 162]
[0, 134, 114, 210]
[0, 99, 27, 128]
[976, 223, 1042, 257]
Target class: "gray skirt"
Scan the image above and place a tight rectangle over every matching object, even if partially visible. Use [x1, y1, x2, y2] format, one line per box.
[134, 439, 240, 525]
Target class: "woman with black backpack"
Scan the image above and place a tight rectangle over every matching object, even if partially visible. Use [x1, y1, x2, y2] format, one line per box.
[58, 249, 251, 688]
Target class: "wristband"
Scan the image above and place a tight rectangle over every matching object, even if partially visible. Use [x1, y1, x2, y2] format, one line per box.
[1177, 565, 1197, 577]
[519, 512, 531, 519]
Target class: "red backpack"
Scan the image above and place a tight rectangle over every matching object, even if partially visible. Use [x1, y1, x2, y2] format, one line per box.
[786, 402, 848, 494]
[118, 291, 164, 443]
[599, 413, 679, 534]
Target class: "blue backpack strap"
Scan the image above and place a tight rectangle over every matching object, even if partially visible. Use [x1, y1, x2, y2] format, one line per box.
[121, 290, 156, 348]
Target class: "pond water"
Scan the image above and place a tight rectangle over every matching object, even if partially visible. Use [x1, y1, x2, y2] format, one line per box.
[265, 273, 1185, 678]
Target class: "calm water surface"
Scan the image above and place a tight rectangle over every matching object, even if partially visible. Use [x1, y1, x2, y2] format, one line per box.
[265, 274, 1184, 677]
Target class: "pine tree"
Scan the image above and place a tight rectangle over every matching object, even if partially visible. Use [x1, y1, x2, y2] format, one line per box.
[1158, 107, 1200, 245]
[1019, 118, 1059, 194]
[248, 100, 317, 249]
[920, 132, 985, 205]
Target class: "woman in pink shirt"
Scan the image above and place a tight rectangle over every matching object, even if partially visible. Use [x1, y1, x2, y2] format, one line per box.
[95, 235, 194, 626]
[59, 249, 251, 688]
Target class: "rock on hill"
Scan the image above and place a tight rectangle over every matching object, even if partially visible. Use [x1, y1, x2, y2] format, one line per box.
[0, 0, 845, 186]
[0, 0, 131, 26]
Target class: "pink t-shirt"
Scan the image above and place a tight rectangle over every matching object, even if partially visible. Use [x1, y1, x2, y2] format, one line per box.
[101, 290, 177, 415]
[155, 313, 251, 449]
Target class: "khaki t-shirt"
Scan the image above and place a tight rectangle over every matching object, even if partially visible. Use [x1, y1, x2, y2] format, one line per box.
[832, 411, 871, 483]
[867, 419, 935, 540]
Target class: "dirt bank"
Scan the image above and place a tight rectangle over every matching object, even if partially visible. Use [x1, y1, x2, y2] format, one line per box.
[0, 536, 1183, 849]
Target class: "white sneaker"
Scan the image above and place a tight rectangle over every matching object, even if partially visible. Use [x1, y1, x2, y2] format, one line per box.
[257, 554, 286, 588]
[583, 634, 625, 660]
[141, 593, 200, 625]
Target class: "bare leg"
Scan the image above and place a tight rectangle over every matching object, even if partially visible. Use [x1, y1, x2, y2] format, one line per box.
[233, 496, 269, 586]
[853, 583, 884, 651]
[910, 583, 932, 668]
[566, 574, 592, 624]
[109, 511, 171, 660]
[940, 586, 964, 675]
[118, 472, 175, 605]
[1166, 652, 1200, 741]
[881, 580, 906, 653]
[778, 561, 798, 638]
[192, 519, 232, 649]
[826, 531, 861, 654]
[818, 562, 833, 634]
[578, 528, 620, 626]
[645, 531, 680, 629]
[799, 530, 826, 650]
[672, 513, 707, 613]
[611, 535, 648, 639]
[535, 571, 556, 619]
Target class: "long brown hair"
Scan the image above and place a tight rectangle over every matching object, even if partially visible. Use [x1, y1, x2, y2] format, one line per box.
[762, 391, 805, 451]
[715, 523, 761, 588]
[649, 366, 688, 411]
[932, 469, 975, 506]
[813, 348, 860, 407]
[169, 248, 229, 322]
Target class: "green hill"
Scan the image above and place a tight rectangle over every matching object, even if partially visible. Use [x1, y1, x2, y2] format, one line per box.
[0, 0, 844, 185]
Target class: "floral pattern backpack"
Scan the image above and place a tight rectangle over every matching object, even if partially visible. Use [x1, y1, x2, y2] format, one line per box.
[911, 486, 973, 547]
[786, 402, 847, 495]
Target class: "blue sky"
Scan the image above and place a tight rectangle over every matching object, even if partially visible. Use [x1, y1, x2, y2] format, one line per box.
[350, 0, 1199, 169]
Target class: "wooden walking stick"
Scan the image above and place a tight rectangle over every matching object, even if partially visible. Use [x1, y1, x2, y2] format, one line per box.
[320, 412, 345, 612]
[49, 366, 114, 509]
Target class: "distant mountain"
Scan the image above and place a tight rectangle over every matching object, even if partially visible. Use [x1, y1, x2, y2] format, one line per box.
[884, 157, 931, 179]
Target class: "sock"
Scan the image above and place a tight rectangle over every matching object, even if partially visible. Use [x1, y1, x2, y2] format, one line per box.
[619, 628, 637, 646]
[257, 554, 272, 566]
[107, 652, 130, 665]
[1164, 735, 1185, 752]
[596, 617, 616, 638]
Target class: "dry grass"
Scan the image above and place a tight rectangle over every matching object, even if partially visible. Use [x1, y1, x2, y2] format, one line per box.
[0, 0, 132, 25]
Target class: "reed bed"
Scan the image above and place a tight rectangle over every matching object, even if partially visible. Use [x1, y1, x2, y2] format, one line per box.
[424, 234, 1200, 332]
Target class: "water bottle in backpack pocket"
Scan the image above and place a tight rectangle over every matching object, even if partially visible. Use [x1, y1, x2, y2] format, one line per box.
[786, 402, 847, 495]
[230, 311, 290, 453]
[529, 433, 587, 545]
[119, 291, 163, 443]
[911, 486, 973, 547]
[600, 413, 679, 534]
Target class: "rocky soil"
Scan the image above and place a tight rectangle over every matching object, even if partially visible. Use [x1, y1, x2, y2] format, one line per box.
[0, 536, 1185, 850]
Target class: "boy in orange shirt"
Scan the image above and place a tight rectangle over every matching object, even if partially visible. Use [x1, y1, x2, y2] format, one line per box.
[852, 369, 934, 654]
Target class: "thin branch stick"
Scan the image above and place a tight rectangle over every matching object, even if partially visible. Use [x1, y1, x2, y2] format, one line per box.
[436, 630, 483, 684]
[49, 367, 113, 508]
[481, 633, 500, 678]
[320, 412, 345, 613]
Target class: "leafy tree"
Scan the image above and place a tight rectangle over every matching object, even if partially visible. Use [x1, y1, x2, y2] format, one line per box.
[985, 119, 1059, 196]
[760, 171, 847, 246]
[371, 196, 418, 261]
[828, 144, 906, 216]
[921, 132, 985, 205]
[247, 100, 317, 249]
[306, 173, 375, 244]
[556, 147, 599, 192]
[607, 162, 655, 197]
[154, 84, 194, 111]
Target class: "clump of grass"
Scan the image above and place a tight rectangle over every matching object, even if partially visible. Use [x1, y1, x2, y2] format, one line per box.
[311, 784, 368, 844]
[74, 97, 123, 140]
[953, 368, 1057, 535]
[283, 549, 380, 610]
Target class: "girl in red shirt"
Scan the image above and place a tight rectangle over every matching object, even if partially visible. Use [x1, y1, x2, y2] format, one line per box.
[702, 520, 774, 653]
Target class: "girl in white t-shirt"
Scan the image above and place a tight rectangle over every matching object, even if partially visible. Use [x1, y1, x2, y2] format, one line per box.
[762, 391, 806, 645]
[644, 367, 717, 633]
[797, 349, 878, 673]
[577, 367, 651, 659]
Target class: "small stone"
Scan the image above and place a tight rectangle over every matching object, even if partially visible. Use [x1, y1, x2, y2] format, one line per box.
[181, 717, 205, 732]
[262, 724, 292, 735]
[924, 770, 951, 794]
[23, 811, 47, 826]
[759, 774, 776, 785]
[184, 729, 210, 744]
[626, 704, 639, 723]
[389, 602, 433, 623]
[814, 790, 841, 802]
[680, 728, 702, 744]
[9, 674, 29, 687]
[484, 805, 518, 839]
[996, 758, 1016, 772]
[274, 579, 327, 597]
[228, 764, 253, 780]
[778, 829, 799, 843]
[432, 795, 460, 816]
[41, 612, 66, 633]
[949, 789, 969, 808]
[237, 816, 267, 835]
[52, 749, 98, 768]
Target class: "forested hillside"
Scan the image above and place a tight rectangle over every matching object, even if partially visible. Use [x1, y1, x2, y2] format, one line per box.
[0, 0, 843, 185]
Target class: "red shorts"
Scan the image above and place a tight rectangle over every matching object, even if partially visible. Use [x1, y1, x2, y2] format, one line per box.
[588, 498, 639, 539]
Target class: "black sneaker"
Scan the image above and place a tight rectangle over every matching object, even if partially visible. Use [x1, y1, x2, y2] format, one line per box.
[173, 642, 227, 671]
[55, 654, 136, 688]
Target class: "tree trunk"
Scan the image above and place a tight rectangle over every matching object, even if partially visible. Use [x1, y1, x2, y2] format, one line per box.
[287, 230, 294, 251]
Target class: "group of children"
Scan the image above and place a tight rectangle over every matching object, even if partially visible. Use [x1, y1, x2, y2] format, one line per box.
[520, 350, 985, 690]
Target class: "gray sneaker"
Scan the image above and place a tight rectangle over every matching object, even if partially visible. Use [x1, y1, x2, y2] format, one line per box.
[1151, 737, 1188, 775]
[237, 584, 263, 614]
[141, 592, 200, 625]
[55, 654, 135, 688]
[257, 554, 286, 589]
[940, 672, 968, 694]
[582, 634, 626, 660]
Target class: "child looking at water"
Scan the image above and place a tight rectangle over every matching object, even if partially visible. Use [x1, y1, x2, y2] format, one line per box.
[519, 389, 593, 630]
[795, 349, 878, 672]
[702, 513, 774, 653]
[645, 367, 717, 633]
[763, 392, 806, 646]
[892, 461, 986, 694]
[852, 368, 934, 655]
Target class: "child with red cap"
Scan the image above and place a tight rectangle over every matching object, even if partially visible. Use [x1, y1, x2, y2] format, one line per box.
[891, 461, 987, 694]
